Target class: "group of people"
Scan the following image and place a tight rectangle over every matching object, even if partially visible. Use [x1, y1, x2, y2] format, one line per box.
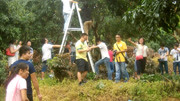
[5, 32, 180, 101]
[158, 43, 180, 75]
[4, 0, 180, 100]
[6, 45, 42, 101]
[75, 33, 180, 86]
[7, 40, 33, 66]
[74, 33, 148, 85]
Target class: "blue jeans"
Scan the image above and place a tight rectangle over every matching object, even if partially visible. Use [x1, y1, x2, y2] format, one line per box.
[134, 60, 137, 72]
[71, 52, 76, 64]
[95, 57, 112, 80]
[63, 12, 70, 32]
[173, 62, 180, 75]
[159, 61, 168, 75]
[110, 62, 114, 73]
[115, 62, 129, 82]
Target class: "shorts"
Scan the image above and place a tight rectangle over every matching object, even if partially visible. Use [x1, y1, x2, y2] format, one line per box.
[42, 61, 48, 72]
[75, 59, 89, 72]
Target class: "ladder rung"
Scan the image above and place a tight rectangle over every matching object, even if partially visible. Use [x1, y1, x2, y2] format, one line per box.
[68, 28, 82, 31]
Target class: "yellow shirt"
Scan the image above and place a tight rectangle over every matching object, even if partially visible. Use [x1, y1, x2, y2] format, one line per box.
[75, 40, 88, 61]
[113, 41, 127, 62]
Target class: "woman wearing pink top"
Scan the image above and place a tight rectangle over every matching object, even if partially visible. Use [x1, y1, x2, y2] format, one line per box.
[108, 46, 114, 73]
[5, 63, 29, 101]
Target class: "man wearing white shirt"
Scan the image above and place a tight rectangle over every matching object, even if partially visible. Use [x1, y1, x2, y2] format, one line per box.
[41, 38, 61, 79]
[158, 43, 169, 75]
[91, 39, 112, 80]
[170, 43, 180, 75]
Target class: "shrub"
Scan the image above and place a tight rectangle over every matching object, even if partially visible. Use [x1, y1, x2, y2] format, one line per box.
[0, 51, 8, 85]
[47, 53, 77, 81]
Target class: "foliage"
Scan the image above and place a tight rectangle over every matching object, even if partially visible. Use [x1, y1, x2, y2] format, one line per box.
[47, 54, 77, 81]
[31, 78, 180, 101]
[123, 0, 180, 41]
[86, 72, 96, 80]
[0, 51, 8, 85]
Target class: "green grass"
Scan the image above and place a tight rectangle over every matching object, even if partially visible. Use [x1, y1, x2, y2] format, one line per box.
[0, 85, 5, 101]
[1, 76, 180, 101]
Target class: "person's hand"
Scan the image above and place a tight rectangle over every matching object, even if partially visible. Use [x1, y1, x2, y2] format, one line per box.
[128, 38, 131, 42]
[38, 94, 42, 101]
[78, 8, 81, 11]
[86, 47, 91, 52]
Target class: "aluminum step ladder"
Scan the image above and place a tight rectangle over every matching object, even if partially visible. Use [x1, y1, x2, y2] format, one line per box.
[59, 2, 95, 73]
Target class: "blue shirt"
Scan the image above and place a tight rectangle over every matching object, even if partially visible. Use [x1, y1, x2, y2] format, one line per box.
[10, 59, 36, 94]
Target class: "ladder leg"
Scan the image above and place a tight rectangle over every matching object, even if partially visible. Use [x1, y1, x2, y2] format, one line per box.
[59, 3, 75, 54]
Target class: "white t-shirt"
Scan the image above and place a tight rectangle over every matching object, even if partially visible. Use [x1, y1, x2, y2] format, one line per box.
[97, 42, 110, 59]
[6, 75, 27, 101]
[8, 44, 17, 66]
[136, 44, 148, 57]
[170, 48, 180, 62]
[62, 0, 71, 13]
[158, 47, 169, 61]
[42, 43, 53, 62]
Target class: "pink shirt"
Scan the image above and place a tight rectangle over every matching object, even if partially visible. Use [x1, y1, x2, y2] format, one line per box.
[6, 75, 27, 101]
[108, 50, 113, 62]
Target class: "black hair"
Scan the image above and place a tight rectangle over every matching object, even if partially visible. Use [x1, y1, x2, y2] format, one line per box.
[9, 40, 16, 44]
[108, 45, 112, 50]
[26, 40, 31, 43]
[4, 63, 28, 89]
[138, 37, 145, 45]
[41, 38, 46, 44]
[174, 43, 179, 47]
[96, 38, 101, 43]
[81, 33, 88, 37]
[19, 45, 31, 57]
[160, 43, 165, 47]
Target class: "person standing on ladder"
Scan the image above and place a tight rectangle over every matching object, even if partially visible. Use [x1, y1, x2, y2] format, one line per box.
[61, 0, 73, 32]
[61, 0, 81, 32]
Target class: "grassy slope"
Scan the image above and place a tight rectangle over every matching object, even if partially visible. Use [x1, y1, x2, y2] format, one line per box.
[32, 78, 180, 101]
[1, 77, 180, 101]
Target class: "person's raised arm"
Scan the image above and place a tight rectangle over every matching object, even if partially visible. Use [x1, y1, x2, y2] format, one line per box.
[90, 45, 99, 49]
[20, 89, 29, 101]
[52, 45, 61, 48]
[31, 73, 42, 101]
[128, 38, 137, 46]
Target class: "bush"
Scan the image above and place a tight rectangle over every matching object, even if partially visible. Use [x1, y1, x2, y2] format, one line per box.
[47, 53, 77, 81]
[0, 51, 8, 85]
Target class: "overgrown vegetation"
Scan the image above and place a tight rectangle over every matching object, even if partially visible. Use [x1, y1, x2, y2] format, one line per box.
[32, 77, 180, 101]
[0, 51, 8, 85]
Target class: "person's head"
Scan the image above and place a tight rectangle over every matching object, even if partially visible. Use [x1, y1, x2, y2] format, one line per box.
[4, 63, 29, 88]
[96, 38, 101, 45]
[108, 45, 112, 50]
[27, 40, 31, 47]
[174, 43, 179, 49]
[9, 40, 16, 45]
[160, 43, 165, 49]
[41, 38, 48, 44]
[138, 37, 145, 45]
[115, 34, 121, 42]
[19, 41, 22, 45]
[80, 33, 88, 41]
[19, 45, 31, 60]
